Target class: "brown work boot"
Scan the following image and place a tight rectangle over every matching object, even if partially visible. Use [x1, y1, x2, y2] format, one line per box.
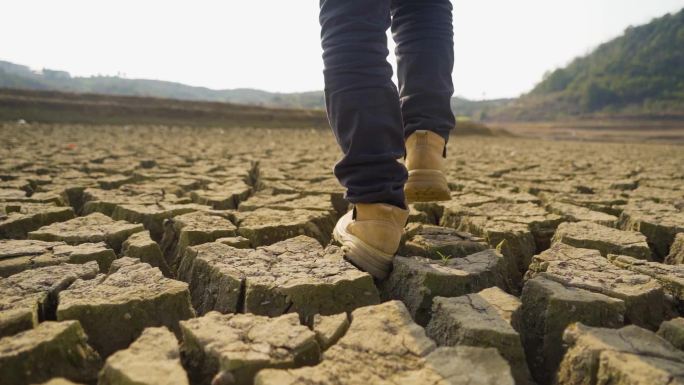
[333, 203, 409, 280]
[404, 130, 451, 202]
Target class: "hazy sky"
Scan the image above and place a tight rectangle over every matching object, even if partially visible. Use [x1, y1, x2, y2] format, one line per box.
[2, 0, 683, 99]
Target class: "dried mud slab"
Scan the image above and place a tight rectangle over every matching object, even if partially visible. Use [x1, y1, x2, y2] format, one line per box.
[407, 204, 431, 223]
[111, 203, 200, 241]
[551, 221, 652, 259]
[527, 243, 666, 329]
[544, 201, 618, 227]
[0, 262, 99, 338]
[80, 187, 187, 218]
[0, 189, 30, 202]
[558, 323, 684, 385]
[95, 174, 141, 190]
[56, 262, 195, 357]
[180, 311, 320, 385]
[107, 256, 143, 273]
[216, 235, 250, 248]
[263, 179, 347, 214]
[609, 178, 639, 191]
[121, 231, 171, 277]
[399, 224, 488, 260]
[482, 190, 542, 205]
[0, 320, 102, 385]
[609, 254, 684, 305]
[189, 179, 252, 210]
[411, 201, 444, 224]
[178, 236, 379, 318]
[441, 194, 498, 210]
[311, 313, 349, 351]
[159, 211, 237, 272]
[49, 182, 97, 214]
[666, 233, 684, 265]
[426, 294, 533, 385]
[0, 239, 115, 277]
[442, 202, 563, 253]
[80, 188, 151, 216]
[538, 191, 627, 217]
[255, 300, 515, 385]
[619, 200, 684, 259]
[477, 286, 522, 327]
[238, 190, 337, 213]
[439, 203, 539, 291]
[28, 212, 144, 254]
[518, 276, 626, 385]
[0, 203, 75, 239]
[236, 207, 336, 247]
[236, 191, 300, 212]
[382, 250, 507, 325]
[658, 318, 684, 351]
[631, 185, 684, 204]
[99, 326, 189, 385]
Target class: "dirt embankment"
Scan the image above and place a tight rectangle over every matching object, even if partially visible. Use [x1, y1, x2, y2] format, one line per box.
[0, 88, 329, 128]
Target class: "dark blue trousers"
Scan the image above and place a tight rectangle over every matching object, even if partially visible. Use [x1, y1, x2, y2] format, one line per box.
[320, 0, 455, 209]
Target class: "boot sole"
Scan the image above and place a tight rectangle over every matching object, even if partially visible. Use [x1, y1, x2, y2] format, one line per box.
[333, 220, 393, 280]
[405, 169, 451, 203]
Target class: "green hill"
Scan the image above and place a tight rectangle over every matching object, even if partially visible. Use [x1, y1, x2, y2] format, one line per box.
[0, 59, 500, 118]
[0, 61, 325, 110]
[1, 60, 501, 120]
[491, 9, 684, 120]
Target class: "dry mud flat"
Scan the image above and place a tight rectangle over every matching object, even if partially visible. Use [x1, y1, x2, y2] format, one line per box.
[0, 123, 683, 385]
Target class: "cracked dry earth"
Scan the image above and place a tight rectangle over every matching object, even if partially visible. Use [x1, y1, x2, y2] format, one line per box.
[0, 123, 683, 385]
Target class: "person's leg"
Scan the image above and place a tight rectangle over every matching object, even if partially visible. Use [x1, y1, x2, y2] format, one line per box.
[320, 0, 409, 280]
[390, 0, 454, 202]
[390, 0, 455, 141]
[319, 0, 407, 209]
